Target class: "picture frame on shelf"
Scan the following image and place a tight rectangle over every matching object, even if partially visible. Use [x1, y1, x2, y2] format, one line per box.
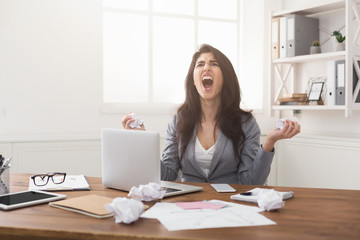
[305, 77, 327, 105]
[308, 82, 324, 101]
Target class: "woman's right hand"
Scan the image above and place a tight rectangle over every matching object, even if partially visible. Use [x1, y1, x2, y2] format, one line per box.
[121, 113, 146, 130]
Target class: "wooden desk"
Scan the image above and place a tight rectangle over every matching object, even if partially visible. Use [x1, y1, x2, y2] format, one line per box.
[1, 173, 359, 240]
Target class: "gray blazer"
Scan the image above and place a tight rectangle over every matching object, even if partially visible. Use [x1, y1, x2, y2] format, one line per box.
[161, 115, 274, 185]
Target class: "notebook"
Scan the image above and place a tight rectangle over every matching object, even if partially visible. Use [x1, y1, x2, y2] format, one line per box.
[49, 194, 113, 218]
[101, 128, 203, 197]
[28, 175, 90, 191]
[230, 188, 294, 203]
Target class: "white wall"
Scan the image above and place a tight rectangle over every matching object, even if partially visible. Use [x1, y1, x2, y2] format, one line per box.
[0, 0, 175, 139]
[0, 0, 102, 137]
[0, 0, 180, 180]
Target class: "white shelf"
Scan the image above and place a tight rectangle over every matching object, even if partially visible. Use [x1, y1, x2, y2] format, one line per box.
[272, 105, 346, 111]
[272, 51, 345, 63]
[272, 0, 345, 17]
[269, 0, 360, 118]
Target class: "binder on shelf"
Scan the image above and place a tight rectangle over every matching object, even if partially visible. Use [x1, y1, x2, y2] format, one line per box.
[353, 60, 360, 103]
[328, 60, 360, 106]
[286, 14, 319, 58]
[279, 17, 287, 58]
[272, 17, 280, 59]
[327, 61, 336, 106]
[335, 60, 345, 105]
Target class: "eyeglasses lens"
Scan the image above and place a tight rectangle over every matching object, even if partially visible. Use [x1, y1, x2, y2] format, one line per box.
[52, 173, 65, 184]
[33, 175, 49, 186]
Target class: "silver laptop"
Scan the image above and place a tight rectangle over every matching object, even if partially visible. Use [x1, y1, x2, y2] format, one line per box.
[101, 128, 202, 197]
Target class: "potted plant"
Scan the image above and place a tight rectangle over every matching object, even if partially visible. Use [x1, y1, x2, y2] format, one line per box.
[332, 30, 346, 51]
[310, 40, 321, 54]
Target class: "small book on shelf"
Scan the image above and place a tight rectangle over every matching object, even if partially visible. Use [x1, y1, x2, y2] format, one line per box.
[278, 93, 308, 105]
[289, 93, 307, 98]
[280, 101, 309, 105]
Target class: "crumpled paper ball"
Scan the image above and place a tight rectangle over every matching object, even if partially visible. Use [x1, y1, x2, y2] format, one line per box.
[276, 118, 299, 130]
[256, 189, 285, 211]
[105, 197, 144, 224]
[276, 118, 287, 130]
[129, 112, 144, 129]
[128, 182, 166, 201]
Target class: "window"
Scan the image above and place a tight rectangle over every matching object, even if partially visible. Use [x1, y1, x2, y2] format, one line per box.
[102, 0, 263, 112]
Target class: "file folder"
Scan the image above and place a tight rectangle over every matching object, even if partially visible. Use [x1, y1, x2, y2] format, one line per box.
[329, 60, 360, 105]
[272, 17, 280, 59]
[335, 60, 345, 105]
[353, 60, 360, 103]
[286, 14, 319, 57]
[327, 61, 336, 106]
[279, 17, 287, 58]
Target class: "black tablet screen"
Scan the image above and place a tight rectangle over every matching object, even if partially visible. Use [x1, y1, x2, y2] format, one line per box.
[0, 191, 54, 206]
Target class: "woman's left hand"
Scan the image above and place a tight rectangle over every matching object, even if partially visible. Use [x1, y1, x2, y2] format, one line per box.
[262, 120, 301, 152]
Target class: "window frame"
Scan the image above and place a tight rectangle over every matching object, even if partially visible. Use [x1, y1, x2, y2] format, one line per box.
[101, 0, 260, 114]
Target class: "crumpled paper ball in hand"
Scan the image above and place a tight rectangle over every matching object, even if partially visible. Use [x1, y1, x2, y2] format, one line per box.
[276, 118, 299, 130]
[128, 182, 166, 201]
[256, 189, 285, 211]
[129, 112, 144, 129]
[276, 118, 287, 130]
[105, 197, 144, 224]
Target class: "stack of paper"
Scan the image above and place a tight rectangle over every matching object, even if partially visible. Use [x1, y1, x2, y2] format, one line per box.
[278, 93, 308, 105]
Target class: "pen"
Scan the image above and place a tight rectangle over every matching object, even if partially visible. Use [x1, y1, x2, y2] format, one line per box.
[0, 155, 4, 167]
[240, 192, 252, 196]
[0, 157, 12, 175]
[1, 157, 12, 168]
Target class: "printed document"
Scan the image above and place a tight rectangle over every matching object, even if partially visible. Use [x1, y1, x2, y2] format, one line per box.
[141, 200, 275, 231]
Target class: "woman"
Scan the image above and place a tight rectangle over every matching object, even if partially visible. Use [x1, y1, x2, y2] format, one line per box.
[122, 44, 300, 185]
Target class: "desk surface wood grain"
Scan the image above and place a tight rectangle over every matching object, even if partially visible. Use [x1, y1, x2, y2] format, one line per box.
[0, 173, 360, 240]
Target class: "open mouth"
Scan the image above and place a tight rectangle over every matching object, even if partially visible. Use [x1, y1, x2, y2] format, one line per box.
[202, 76, 213, 90]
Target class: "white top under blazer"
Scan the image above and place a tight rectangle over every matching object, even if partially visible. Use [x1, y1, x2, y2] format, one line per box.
[194, 137, 216, 177]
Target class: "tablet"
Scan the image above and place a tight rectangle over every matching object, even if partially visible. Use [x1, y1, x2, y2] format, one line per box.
[0, 190, 67, 210]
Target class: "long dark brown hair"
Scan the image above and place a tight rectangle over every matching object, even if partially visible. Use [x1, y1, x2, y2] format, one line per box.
[176, 44, 252, 159]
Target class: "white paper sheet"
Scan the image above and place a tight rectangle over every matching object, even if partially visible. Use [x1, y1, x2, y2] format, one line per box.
[208, 200, 263, 213]
[141, 200, 276, 231]
[141, 202, 180, 219]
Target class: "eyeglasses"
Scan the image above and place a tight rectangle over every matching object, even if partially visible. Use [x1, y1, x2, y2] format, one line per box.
[31, 172, 66, 186]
